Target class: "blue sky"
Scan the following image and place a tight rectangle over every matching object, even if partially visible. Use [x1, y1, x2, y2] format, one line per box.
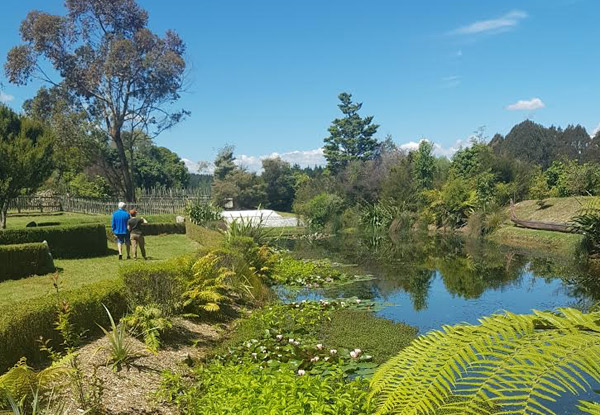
[0, 0, 599, 171]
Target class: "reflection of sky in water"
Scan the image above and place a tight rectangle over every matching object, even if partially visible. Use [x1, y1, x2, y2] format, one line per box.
[376, 270, 573, 333]
[279, 236, 600, 413]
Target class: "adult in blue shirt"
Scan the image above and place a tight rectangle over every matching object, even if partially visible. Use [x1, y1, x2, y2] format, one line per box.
[112, 202, 131, 260]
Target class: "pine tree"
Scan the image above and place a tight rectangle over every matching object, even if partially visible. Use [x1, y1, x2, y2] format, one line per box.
[323, 93, 379, 173]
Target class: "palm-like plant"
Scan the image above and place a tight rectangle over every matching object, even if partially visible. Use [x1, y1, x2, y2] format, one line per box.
[370, 308, 600, 415]
[98, 305, 140, 371]
[571, 205, 600, 252]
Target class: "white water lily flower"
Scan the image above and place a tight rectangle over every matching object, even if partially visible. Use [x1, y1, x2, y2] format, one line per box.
[294, 341, 300, 346]
[251, 353, 257, 358]
[350, 351, 358, 359]
[316, 344, 323, 350]
[311, 356, 320, 362]
[354, 348, 362, 355]
[276, 334, 283, 341]
[297, 369, 306, 376]
[324, 356, 330, 361]
[330, 349, 337, 355]
[356, 299, 362, 304]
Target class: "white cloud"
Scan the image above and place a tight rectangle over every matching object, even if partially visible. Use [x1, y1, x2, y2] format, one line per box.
[450, 10, 527, 35]
[399, 138, 468, 158]
[183, 148, 326, 174]
[0, 91, 14, 103]
[236, 148, 326, 173]
[505, 97, 545, 111]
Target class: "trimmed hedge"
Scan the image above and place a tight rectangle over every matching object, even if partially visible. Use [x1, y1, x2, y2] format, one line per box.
[0, 243, 55, 282]
[185, 221, 224, 247]
[120, 255, 197, 314]
[0, 279, 127, 372]
[105, 222, 185, 242]
[0, 224, 107, 258]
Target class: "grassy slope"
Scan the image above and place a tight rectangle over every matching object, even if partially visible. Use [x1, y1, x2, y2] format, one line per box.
[4, 212, 177, 229]
[488, 196, 593, 254]
[0, 234, 199, 308]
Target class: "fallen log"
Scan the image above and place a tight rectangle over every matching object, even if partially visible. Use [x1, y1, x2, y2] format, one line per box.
[510, 201, 574, 233]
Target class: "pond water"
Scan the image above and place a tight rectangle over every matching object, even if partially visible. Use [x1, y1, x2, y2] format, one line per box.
[280, 233, 600, 333]
[278, 233, 600, 413]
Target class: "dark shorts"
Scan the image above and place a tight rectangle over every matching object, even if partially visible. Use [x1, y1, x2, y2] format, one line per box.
[115, 234, 130, 244]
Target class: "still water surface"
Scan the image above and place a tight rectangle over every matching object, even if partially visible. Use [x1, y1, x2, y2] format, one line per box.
[281, 233, 600, 333]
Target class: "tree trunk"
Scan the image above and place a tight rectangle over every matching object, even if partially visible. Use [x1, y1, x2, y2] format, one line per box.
[112, 128, 136, 202]
[0, 201, 8, 229]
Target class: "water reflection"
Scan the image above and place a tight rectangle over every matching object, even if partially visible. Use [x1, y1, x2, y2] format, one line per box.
[282, 232, 600, 332]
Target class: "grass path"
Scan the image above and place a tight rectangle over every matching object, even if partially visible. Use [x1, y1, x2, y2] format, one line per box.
[0, 234, 198, 308]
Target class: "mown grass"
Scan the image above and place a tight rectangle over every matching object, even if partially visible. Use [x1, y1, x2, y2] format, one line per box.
[0, 234, 199, 308]
[509, 196, 597, 223]
[319, 309, 418, 364]
[488, 226, 583, 256]
[4, 212, 177, 229]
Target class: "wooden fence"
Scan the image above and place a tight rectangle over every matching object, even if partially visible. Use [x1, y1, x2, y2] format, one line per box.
[8, 195, 210, 215]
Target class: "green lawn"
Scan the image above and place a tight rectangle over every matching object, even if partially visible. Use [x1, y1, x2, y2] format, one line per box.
[509, 196, 597, 223]
[0, 233, 199, 308]
[488, 226, 583, 256]
[4, 212, 177, 229]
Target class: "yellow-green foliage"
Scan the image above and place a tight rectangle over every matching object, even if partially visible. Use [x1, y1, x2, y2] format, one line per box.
[370, 308, 600, 415]
[121, 305, 172, 353]
[0, 357, 71, 405]
[183, 251, 238, 313]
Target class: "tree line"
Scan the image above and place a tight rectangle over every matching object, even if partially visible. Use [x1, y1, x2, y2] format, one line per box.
[207, 92, 600, 235]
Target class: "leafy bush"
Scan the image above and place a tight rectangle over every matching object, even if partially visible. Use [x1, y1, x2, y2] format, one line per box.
[120, 255, 197, 314]
[0, 224, 107, 258]
[571, 204, 600, 253]
[319, 309, 417, 364]
[122, 305, 172, 353]
[0, 280, 127, 373]
[370, 308, 600, 415]
[294, 192, 344, 231]
[183, 252, 236, 314]
[185, 201, 223, 226]
[0, 243, 55, 281]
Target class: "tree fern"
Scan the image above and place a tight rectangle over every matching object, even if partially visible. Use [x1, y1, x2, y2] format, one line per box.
[370, 308, 600, 415]
[0, 357, 71, 405]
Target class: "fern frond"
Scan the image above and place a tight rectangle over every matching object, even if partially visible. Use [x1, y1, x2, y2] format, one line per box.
[579, 401, 600, 415]
[370, 308, 600, 415]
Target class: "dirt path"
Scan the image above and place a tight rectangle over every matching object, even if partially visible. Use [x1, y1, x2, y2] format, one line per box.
[65, 318, 225, 415]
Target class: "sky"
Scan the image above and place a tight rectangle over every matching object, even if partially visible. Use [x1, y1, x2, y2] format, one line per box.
[0, 0, 599, 172]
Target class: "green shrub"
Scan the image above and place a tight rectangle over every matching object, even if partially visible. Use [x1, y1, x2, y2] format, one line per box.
[185, 201, 223, 226]
[0, 280, 127, 373]
[120, 255, 196, 314]
[319, 309, 418, 364]
[0, 224, 107, 258]
[0, 243, 55, 281]
[185, 222, 224, 247]
[294, 192, 344, 231]
[121, 305, 172, 353]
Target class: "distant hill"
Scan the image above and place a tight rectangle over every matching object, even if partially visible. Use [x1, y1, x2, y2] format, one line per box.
[489, 120, 597, 168]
